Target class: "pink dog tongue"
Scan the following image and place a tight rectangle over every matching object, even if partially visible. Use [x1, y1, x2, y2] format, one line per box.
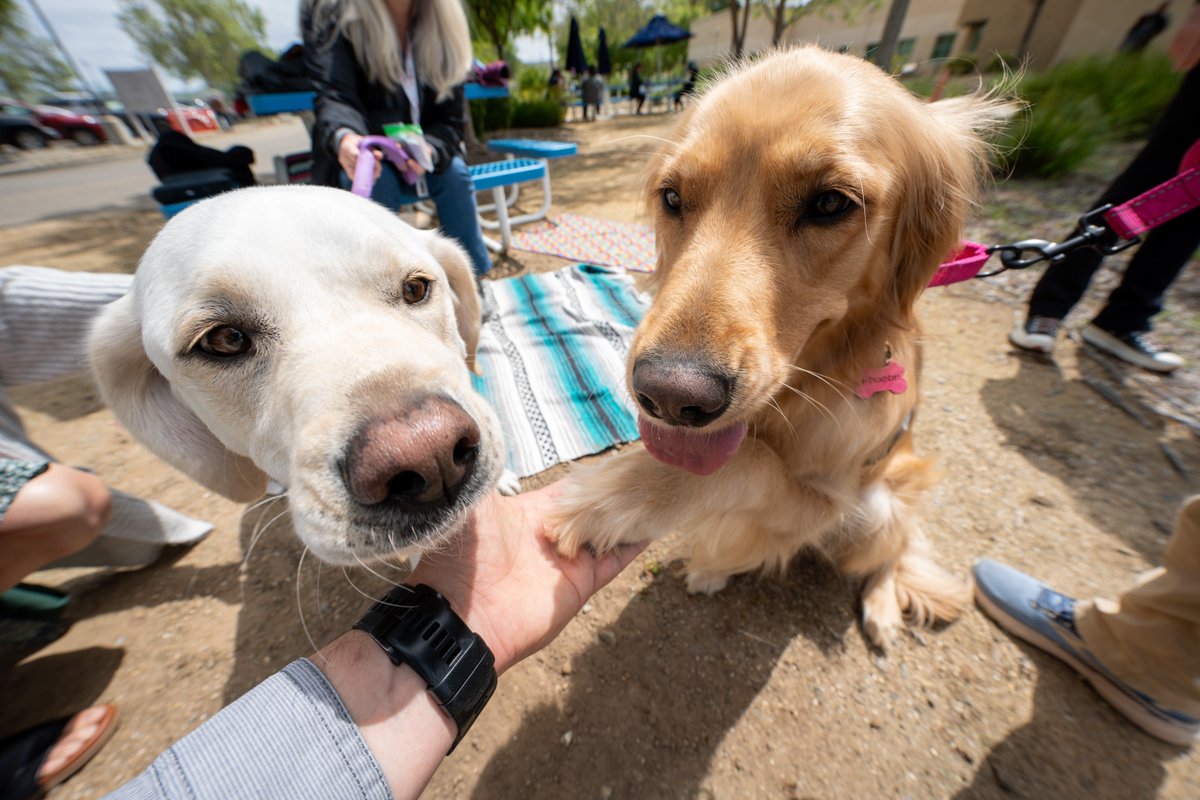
[638, 416, 747, 475]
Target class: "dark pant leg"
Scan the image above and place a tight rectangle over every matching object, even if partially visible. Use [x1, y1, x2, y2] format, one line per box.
[1027, 65, 1200, 324]
[1091, 207, 1200, 332]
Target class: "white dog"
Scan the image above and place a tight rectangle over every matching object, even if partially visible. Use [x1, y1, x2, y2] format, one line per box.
[89, 185, 513, 564]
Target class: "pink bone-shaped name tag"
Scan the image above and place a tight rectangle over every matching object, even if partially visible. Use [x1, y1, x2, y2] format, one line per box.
[855, 361, 908, 399]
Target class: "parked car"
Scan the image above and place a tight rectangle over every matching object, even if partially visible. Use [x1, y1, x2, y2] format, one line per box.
[161, 105, 221, 134]
[0, 114, 61, 149]
[0, 98, 107, 145]
[39, 93, 138, 136]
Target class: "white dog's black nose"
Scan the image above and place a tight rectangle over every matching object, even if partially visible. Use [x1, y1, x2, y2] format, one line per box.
[632, 356, 733, 427]
[343, 396, 480, 511]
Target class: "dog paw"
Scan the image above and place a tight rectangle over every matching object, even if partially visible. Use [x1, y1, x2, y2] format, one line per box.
[685, 571, 730, 595]
[862, 606, 903, 650]
[496, 469, 521, 496]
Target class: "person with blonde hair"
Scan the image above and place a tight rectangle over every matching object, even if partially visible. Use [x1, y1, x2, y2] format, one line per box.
[302, 0, 492, 275]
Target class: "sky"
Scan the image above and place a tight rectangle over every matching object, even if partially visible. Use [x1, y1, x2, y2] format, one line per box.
[26, 0, 549, 96]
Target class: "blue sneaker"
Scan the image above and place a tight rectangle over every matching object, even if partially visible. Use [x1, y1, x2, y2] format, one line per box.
[973, 559, 1199, 747]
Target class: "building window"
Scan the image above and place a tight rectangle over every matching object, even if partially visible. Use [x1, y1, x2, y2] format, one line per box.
[897, 38, 915, 61]
[965, 20, 987, 53]
[866, 42, 879, 61]
[932, 32, 956, 59]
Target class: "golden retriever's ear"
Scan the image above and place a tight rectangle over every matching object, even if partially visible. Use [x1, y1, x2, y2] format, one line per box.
[888, 95, 1012, 323]
[425, 232, 482, 373]
[88, 295, 268, 502]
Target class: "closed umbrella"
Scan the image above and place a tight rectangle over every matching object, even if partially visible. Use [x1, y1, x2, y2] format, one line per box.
[597, 27, 612, 76]
[565, 16, 587, 75]
[622, 14, 692, 76]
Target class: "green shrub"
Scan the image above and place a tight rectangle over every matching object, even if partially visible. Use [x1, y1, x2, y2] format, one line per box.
[1004, 51, 1180, 177]
[945, 53, 980, 76]
[469, 97, 512, 136]
[1019, 52, 1179, 140]
[1005, 91, 1105, 177]
[515, 66, 549, 102]
[510, 99, 564, 128]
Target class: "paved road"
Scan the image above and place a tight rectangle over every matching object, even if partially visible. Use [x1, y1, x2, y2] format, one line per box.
[0, 119, 313, 228]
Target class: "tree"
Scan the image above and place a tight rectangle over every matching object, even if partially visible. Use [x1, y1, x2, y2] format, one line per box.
[766, 0, 874, 47]
[467, 0, 546, 62]
[117, 0, 268, 93]
[0, 7, 73, 98]
[728, 1, 752, 57]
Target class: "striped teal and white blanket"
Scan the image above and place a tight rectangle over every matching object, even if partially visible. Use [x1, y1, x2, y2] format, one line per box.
[473, 264, 648, 478]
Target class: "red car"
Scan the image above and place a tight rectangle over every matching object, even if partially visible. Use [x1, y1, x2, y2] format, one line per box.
[0, 97, 107, 145]
[161, 106, 221, 134]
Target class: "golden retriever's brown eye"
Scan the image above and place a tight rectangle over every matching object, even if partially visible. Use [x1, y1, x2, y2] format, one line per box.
[807, 191, 854, 221]
[402, 276, 431, 305]
[199, 326, 251, 357]
[662, 188, 682, 214]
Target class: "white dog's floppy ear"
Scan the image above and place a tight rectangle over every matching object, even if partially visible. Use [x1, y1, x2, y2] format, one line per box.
[424, 232, 482, 373]
[89, 295, 268, 502]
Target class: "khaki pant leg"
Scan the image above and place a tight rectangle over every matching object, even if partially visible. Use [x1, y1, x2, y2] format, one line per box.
[1076, 495, 1200, 716]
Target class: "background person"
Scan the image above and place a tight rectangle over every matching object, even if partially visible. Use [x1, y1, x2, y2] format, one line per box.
[629, 62, 646, 115]
[1008, 8, 1200, 372]
[974, 494, 1200, 747]
[580, 65, 604, 121]
[302, 0, 493, 276]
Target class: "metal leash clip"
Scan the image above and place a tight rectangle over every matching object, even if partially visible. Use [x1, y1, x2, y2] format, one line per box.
[977, 205, 1141, 278]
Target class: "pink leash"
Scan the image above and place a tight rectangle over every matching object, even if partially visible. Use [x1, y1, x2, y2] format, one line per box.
[931, 138, 1200, 287]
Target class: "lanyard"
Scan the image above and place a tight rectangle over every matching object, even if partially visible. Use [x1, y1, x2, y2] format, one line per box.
[400, 32, 420, 126]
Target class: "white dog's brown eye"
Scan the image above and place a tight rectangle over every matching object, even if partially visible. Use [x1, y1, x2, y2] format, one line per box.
[808, 191, 854, 220]
[662, 188, 682, 213]
[199, 326, 251, 357]
[402, 276, 431, 305]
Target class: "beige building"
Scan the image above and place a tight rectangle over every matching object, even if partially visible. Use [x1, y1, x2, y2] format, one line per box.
[689, 0, 1191, 73]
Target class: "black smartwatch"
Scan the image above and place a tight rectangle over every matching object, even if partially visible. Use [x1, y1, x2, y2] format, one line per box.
[353, 584, 497, 753]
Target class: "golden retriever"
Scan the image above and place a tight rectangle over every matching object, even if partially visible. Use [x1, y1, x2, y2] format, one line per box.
[552, 47, 1008, 647]
[89, 185, 515, 564]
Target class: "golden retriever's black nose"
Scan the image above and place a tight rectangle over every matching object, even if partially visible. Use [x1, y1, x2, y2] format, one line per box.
[632, 356, 732, 427]
[343, 396, 480, 511]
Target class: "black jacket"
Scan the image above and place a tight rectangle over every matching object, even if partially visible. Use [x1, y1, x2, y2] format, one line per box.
[301, 7, 467, 188]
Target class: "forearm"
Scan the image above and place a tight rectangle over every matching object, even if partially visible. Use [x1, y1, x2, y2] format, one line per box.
[105, 659, 391, 800]
[314, 630, 456, 800]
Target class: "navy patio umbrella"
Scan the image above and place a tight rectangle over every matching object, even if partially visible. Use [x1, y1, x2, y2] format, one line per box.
[622, 14, 692, 76]
[566, 16, 587, 75]
[597, 27, 612, 76]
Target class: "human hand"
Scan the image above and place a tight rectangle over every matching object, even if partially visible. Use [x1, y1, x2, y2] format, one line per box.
[337, 131, 381, 182]
[409, 483, 646, 674]
[1169, 4, 1200, 72]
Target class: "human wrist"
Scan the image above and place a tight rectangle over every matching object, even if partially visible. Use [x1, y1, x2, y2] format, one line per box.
[316, 630, 455, 796]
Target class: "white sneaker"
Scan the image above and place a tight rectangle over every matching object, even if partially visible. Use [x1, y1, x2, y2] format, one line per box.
[1009, 316, 1062, 354]
[1081, 324, 1184, 373]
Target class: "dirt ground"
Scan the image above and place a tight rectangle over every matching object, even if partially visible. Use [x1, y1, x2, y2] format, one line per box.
[1, 111, 1198, 800]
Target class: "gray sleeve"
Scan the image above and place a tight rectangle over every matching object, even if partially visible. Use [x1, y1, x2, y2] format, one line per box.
[0, 265, 132, 387]
[105, 658, 392, 800]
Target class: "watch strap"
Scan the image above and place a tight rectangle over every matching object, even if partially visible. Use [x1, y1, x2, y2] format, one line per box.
[353, 584, 497, 753]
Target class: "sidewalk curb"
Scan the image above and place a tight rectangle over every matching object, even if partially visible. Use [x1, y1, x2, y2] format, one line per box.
[0, 144, 149, 178]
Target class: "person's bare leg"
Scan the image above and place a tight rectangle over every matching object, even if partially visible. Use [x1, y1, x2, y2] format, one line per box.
[0, 464, 112, 593]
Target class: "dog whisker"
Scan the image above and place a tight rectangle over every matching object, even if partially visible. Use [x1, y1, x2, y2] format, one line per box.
[296, 546, 322, 658]
[340, 564, 390, 607]
[352, 550, 401, 589]
[779, 381, 842, 431]
[784, 363, 855, 396]
[764, 396, 798, 439]
[242, 505, 292, 571]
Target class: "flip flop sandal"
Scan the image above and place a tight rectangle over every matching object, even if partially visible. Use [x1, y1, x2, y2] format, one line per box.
[0, 704, 118, 800]
[0, 585, 70, 621]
